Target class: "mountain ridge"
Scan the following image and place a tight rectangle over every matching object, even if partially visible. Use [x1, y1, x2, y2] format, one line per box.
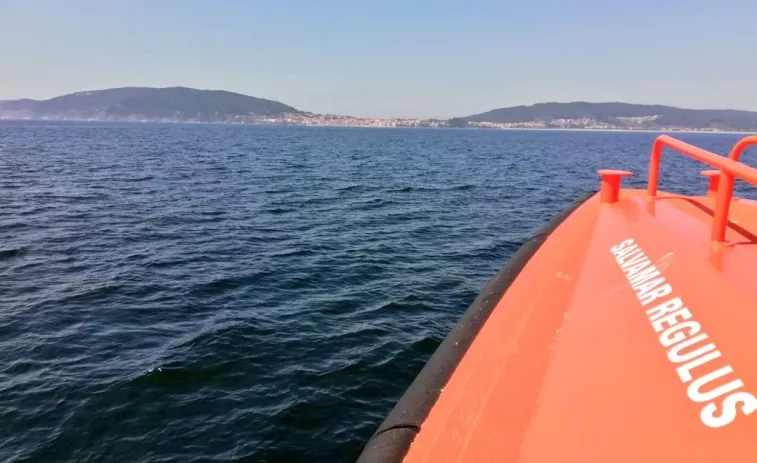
[0, 87, 301, 122]
[456, 101, 757, 131]
[2, 87, 757, 131]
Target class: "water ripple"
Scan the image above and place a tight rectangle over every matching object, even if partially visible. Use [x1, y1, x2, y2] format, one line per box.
[0, 121, 751, 462]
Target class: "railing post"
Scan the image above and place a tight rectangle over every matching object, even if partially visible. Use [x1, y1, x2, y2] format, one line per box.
[708, 241, 724, 271]
[712, 171, 735, 242]
[647, 138, 663, 197]
[701, 170, 720, 197]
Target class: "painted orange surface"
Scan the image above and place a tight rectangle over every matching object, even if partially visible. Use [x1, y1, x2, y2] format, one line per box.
[404, 137, 757, 462]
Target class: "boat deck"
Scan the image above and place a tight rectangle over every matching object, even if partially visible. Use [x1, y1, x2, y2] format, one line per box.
[404, 189, 757, 462]
[358, 135, 757, 463]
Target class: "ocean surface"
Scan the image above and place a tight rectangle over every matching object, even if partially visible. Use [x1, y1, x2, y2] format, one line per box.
[1, 122, 753, 462]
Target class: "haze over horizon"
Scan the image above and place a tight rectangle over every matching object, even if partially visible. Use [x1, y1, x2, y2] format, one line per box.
[3, 0, 756, 119]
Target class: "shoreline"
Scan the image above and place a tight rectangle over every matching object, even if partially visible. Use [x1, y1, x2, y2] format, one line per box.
[1, 118, 755, 135]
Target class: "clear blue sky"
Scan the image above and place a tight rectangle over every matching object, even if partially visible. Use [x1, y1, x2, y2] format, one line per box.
[2, 0, 756, 118]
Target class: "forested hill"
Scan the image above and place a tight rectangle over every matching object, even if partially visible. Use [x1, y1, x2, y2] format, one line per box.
[0, 87, 300, 121]
[454, 102, 757, 131]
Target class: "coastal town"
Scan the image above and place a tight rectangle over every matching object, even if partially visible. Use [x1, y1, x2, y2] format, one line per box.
[240, 112, 448, 128]
[1, 111, 737, 132]
[232, 113, 741, 132]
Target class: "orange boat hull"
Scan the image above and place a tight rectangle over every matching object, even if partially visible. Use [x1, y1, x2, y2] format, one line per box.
[358, 136, 757, 462]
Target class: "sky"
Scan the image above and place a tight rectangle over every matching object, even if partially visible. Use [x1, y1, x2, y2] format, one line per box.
[2, 0, 757, 119]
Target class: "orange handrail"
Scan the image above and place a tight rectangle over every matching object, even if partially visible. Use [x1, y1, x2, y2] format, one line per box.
[728, 136, 757, 161]
[647, 135, 757, 242]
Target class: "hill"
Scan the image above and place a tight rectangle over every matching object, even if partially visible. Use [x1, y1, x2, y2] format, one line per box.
[0, 87, 300, 122]
[457, 102, 757, 131]
[3, 89, 756, 131]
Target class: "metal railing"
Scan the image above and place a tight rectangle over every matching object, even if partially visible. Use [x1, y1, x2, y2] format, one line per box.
[647, 135, 757, 242]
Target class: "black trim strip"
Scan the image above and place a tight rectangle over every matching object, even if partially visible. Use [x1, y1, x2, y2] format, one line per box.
[356, 191, 596, 463]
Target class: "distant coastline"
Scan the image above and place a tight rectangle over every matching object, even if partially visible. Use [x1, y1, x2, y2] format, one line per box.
[4, 117, 753, 135]
[2, 86, 757, 133]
